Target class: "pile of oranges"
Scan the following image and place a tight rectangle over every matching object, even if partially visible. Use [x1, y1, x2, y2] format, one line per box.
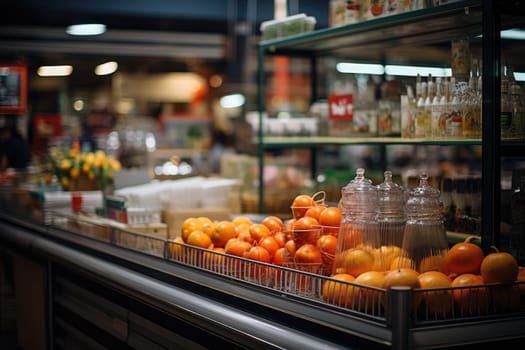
[171, 192, 342, 277]
[323, 237, 525, 315]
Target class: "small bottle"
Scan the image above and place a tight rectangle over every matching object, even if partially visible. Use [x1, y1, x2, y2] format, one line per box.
[501, 64, 514, 140]
[431, 77, 443, 139]
[424, 74, 434, 138]
[415, 78, 427, 138]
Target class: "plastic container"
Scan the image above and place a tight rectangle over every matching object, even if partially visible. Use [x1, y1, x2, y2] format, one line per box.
[333, 168, 380, 276]
[260, 14, 316, 40]
[401, 173, 449, 273]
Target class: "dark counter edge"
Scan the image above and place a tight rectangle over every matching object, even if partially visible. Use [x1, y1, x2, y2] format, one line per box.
[0, 212, 392, 350]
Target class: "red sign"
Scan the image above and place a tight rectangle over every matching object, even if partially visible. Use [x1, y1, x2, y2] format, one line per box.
[328, 93, 353, 121]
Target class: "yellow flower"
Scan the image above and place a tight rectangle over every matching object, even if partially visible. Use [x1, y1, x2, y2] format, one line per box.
[88, 171, 96, 181]
[60, 159, 72, 170]
[82, 162, 91, 173]
[70, 167, 80, 179]
[84, 152, 95, 166]
[61, 177, 69, 188]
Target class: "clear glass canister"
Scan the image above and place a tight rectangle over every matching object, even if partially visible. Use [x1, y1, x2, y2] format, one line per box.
[334, 168, 380, 276]
[400, 173, 449, 273]
[376, 170, 407, 271]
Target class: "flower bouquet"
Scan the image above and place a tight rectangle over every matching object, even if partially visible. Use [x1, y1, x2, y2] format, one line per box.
[48, 143, 121, 192]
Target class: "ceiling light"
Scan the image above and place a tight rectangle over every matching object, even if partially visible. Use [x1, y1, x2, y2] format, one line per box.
[37, 65, 73, 77]
[501, 29, 525, 40]
[66, 24, 106, 36]
[514, 72, 525, 81]
[336, 62, 384, 75]
[95, 61, 118, 75]
[220, 93, 245, 109]
[384, 65, 452, 77]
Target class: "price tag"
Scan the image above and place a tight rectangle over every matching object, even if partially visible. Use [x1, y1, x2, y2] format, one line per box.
[328, 93, 353, 121]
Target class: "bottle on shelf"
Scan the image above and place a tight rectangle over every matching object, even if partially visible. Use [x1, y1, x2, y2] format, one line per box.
[424, 73, 434, 138]
[463, 58, 482, 139]
[501, 63, 514, 140]
[415, 75, 427, 138]
[447, 77, 464, 139]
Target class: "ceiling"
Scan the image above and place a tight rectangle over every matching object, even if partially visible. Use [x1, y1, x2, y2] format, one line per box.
[0, 0, 329, 98]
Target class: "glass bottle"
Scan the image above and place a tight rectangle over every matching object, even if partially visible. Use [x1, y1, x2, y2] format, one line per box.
[415, 79, 427, 138]
[424, 74, 434, 138]
[431, 77, 444, 139]
[501, 64, 514, 140]
[463, 58, 482, 139]
[401, 173, 449, 273]
[376, 171, 407, 270]
[334, 168, 380, 275]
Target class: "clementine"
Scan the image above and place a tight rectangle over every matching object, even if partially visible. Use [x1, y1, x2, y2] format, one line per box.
[353, 270, 386, 313]
[304, 205, 326, 221]
[451, 273, 488, 315]
[258, 235, 280, 258]
[261, 215, 283, 233]
[447, 241, 484, 275]
[249, 223, 271, 242]
[186, 230, 213, 249]
[418, 271, 454, 315]
[224, 238, 252, 257]
[322, 273, 356, 307]
[210, 220, 238, 248]
[340, 248, 375, 277]
[319, 206, 342, 227]
[480, 249, 518, 284]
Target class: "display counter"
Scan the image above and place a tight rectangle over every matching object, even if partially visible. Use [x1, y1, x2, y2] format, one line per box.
[1, 196, 525, 349]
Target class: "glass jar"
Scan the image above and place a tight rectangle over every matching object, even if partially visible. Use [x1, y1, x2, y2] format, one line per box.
[376, 171, 407, 270]
[333, 168, 380, 276]
[401, 173, 449, 273]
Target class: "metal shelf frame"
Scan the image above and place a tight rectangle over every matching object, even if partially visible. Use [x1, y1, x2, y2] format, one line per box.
[256, 0, 524, 255]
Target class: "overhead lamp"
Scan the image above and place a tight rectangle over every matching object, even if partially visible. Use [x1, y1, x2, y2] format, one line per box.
[37, 65, 73, 77]
[336, 62, 384, 75]
[66, 23, 106, 36]
[501, 29, 525, 40]
[95, 61, 118, 76]
[384, 65, 452, 77]
[514, 72, 525, 82]
[220, 93, 245, 109]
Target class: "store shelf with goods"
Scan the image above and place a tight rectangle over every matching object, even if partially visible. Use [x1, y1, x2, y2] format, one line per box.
[256, 0, 525, 257]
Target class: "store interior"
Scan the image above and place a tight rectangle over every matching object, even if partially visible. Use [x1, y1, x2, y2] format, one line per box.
[1, 1, 525, 349]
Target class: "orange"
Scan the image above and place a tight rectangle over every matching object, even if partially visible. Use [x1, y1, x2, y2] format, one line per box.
[419, 254, 449, 275]
[451, 273, 488, 315]
[273, 247, 285, 266]
[261, 215, 283, 233]
[353, 270, 386, 312]
[210, 220, 238, 248]
[338, 224, 363, 249]
[322, 273, 356, 307]
[291, 194, 314, 219]
[168, 236, 185, 260]
[249, 223, 271, 242]
[480, 250, 518, 284]
[232, 216, 253, 227]
[382, 268, 420, 290]
[518, 267, 525, 297]
[295, 244, 323, 265]
[203, 247, 226, 271]
[273, 231, 285, 248]
[390, 256, 416, 270]
[340, 248, 374, 277]
[181, 217, 204, 242]
[304, 205, 326, 221]
[186, 230, 213, 249]
[316, 234, 338, 256]
[224, 238, 252, 257]
[244, 245, 272, 263]
[418, 271, 454, 315]
[292, 216, 321, 230]
[258, 235, 280, 258]
[319, 206, 342, 227]
[447, 241, 484, 275]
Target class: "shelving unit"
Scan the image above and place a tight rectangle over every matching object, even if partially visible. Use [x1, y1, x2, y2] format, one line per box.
[256, 0, 525, 255]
